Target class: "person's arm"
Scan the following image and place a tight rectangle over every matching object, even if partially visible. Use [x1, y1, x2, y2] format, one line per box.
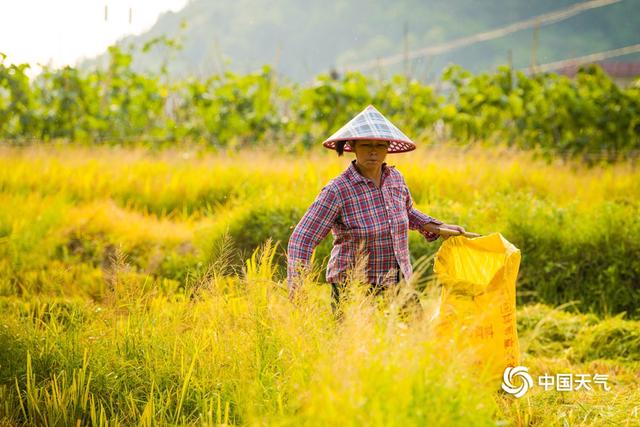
[287, 185, 340, 298]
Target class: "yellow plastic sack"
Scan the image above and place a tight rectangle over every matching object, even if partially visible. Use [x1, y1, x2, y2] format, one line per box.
[432, 232, 521, 380]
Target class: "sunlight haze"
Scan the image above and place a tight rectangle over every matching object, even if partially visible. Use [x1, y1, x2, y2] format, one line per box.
[0, 0, 187, 72]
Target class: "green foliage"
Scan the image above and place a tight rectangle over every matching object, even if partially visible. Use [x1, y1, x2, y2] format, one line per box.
[517, 304, 599, 358]
[442, 64, 640, 162]
[0, 54, 35, 137]
[501, 202, 640, 318]
[175, 65, 285, 147]
[199, 196, 337, 281]
[1, 48, 639, 161]
[229, 204, 298, 257]
[571, 316, 640, 362]
[293, 73, 442, 149]
[517, 304, 640, 362]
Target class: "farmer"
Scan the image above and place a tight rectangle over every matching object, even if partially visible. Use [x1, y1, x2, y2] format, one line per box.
[287, 105, 465, 315]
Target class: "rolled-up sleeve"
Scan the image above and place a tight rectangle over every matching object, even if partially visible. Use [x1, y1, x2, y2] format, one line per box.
[287, 185, 340, 291]
[405, 184, 443, 242]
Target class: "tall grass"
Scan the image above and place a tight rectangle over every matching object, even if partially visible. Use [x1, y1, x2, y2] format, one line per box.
[1, 143, 638, 315]
[0, 241, 502, 425]
[0, 144, 639, 425]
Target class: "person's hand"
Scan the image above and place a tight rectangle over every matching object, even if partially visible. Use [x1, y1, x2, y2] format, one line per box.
[438, 224, 466, 240]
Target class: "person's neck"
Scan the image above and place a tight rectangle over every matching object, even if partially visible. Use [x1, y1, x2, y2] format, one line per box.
[354, 160, 382, 183]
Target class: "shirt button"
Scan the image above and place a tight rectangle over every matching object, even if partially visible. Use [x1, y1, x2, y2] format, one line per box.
[388, 220, 392, 224]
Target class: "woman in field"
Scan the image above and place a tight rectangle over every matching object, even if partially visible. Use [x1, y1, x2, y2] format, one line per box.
[287, 105, 465, 314]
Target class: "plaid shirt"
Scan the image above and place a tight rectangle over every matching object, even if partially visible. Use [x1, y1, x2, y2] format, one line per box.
[287, 160, 443, 290]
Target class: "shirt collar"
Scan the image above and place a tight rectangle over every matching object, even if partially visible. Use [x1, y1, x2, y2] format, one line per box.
[347, 159, 393, 184]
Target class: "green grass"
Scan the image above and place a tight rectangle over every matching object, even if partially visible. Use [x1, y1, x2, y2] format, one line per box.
[0, 242, 502, 426]
[0, 245, 638, 426]
[0, 144, 638, 425]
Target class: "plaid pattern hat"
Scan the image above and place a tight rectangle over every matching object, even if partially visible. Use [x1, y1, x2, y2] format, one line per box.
[322, 105, 416, 153]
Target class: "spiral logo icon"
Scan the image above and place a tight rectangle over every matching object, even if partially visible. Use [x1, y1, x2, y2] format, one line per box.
[502, 366, 533, 398]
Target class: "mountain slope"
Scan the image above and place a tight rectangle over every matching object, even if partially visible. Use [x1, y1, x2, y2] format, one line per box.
[100, 0, 640, 81]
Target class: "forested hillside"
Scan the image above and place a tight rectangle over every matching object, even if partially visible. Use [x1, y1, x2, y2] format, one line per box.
[92, 0, 640, 81]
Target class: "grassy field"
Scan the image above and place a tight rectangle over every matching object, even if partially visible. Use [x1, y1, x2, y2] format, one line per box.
[0, 144, 639, 426]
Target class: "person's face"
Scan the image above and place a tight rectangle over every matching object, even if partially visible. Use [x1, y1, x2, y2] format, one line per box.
[352, 140, 389, 169]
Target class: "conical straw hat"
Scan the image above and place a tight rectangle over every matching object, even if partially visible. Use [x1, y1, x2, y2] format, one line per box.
[322, 105, 416, 153]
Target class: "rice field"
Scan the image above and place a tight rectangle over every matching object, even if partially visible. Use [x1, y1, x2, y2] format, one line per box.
[0, 143, 638, 426]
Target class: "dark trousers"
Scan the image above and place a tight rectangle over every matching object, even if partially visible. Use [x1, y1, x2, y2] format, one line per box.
[330, 271, 423, 321]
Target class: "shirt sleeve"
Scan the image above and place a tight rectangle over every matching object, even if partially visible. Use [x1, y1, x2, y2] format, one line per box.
[405, 183, 443, 242]
[287, 184, 340, 291]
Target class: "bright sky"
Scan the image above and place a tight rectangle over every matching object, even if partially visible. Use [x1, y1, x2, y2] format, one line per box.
[0, 0, 187, 72]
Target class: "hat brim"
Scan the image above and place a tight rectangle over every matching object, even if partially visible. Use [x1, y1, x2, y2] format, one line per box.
[323, 137, 416, 153]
